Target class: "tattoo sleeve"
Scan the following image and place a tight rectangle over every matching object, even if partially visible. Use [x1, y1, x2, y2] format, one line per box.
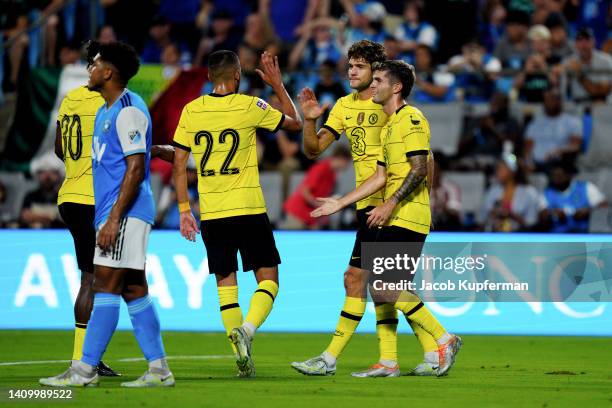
[391, 154, 428, 203]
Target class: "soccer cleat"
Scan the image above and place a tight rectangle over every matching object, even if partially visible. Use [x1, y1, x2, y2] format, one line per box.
[39, 367, 99, 387]
[290, 356, 336, 376]
[97, 360, 121, 377]
[351, 363, 400, 378]
[120, 370, 175, 388]
[404, 362, 438, 376]
[230, 327, 255, 378]
[436, 334, 463, 377]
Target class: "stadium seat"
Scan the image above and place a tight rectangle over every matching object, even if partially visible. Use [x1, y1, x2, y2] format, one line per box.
[578, 104, 612, 171]
[444, 171, 486, 217]
[259, 172, 283, 225]
[288, 171, 305, 196]
[0, 172, 37, 224]
[588, 207, 612, 233]
[418, 103, 463, 156]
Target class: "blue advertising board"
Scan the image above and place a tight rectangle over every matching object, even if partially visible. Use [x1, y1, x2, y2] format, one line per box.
[1, 230, 610, 336]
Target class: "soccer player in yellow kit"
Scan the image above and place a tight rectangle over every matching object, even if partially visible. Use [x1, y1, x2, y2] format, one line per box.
[172, 50, 302, 377]
[312, 60, 463, 377]
[291, 41, 451, 377]
[54, 85, 119, 377]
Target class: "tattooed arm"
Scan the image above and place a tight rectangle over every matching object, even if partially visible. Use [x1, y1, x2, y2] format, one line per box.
[366, 153, 428, 228]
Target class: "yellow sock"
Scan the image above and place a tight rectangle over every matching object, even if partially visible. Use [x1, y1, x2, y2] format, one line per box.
[72, 324, 87, 361]
[218, 286, 243, 352]
[395, 295, 446, 341]
[375, 303, 398, 363]
[325, 297, 366, 358]
[408, 320, 438, 353]
[244, 280, 278, 332]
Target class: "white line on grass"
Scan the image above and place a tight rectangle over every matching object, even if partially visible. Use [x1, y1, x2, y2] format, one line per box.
[0, 355, 232, 366]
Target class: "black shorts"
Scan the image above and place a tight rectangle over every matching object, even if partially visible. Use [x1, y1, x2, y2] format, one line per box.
[200, 213, 281, 275]
[59, 203, 96, 273]
[349, 206, 379, 268]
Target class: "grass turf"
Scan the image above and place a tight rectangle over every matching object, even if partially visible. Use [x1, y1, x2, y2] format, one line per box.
[0, 331, 611, 407]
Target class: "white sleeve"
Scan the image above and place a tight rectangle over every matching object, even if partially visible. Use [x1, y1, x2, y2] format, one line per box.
[418, 26, 437, 48]
[484, 57, 501, 73]
[116, 106, 148, 156]
[586, 182, 606, 207]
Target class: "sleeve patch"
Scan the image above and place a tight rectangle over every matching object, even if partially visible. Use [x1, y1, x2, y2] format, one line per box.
[256, 99, 268, 110]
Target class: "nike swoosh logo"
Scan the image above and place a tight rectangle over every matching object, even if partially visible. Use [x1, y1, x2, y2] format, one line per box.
[345, 116, 352, 120]
[351, 256, 360, 260]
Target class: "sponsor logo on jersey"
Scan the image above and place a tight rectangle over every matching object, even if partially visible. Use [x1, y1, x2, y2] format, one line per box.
[357, 112, 365, 125]
[256, 99, 268, 110]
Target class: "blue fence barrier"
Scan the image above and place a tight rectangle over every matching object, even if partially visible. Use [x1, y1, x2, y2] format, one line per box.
[1, 230, 610, 336]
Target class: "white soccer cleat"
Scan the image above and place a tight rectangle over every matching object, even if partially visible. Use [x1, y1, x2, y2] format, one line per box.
[404, 362, 438, 376]
[120, 370, 175, 388]
[291, 355, 336, 376]
[351, 363, 400, 378]
[230, 327, 255, 378]
[39, 367, 99, 387]
[437, 334, 463, 377]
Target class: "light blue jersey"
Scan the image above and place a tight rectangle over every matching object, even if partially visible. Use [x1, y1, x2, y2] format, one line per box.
[92, 89, 155, 229]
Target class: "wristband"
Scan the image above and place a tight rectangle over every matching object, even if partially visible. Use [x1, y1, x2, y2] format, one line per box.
[178, 201, 191, 213]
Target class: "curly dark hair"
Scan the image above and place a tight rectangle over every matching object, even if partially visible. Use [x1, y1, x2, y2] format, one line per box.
[86, 40, 140, 86]
[347, 40, 387, 65]
[372, 60, 416, 99]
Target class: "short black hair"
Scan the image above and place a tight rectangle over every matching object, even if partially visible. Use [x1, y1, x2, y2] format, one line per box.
[208, 50, 240, 81]
[86, 40, 140, 86]
[373, 60, 416, 99]
[347, 40, 386, 65]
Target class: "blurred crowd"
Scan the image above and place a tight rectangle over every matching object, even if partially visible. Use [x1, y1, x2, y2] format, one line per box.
[1, 0, 611, 233]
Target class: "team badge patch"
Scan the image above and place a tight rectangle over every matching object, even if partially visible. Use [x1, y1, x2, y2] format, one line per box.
[357, 112, 365, 125]
[129, 130, 141, 144]
[103, 120, 111, 132]
[368, 113, 378, 125]
[256, 99, 268, 110]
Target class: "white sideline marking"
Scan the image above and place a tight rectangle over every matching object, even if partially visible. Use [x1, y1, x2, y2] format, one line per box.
[0, 355, 232, 366]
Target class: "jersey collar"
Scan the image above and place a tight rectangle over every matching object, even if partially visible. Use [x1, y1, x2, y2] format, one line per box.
[209, 92, 235, 97]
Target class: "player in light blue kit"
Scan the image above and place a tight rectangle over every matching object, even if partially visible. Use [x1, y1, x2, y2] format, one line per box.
[40, 41, 174, 388]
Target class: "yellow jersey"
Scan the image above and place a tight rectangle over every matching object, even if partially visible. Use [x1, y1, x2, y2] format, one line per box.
[379, 104, 431, 235]
[324, 93, 387, 210]
[57, 86, 104, 206]
[173, 93, 284, 221]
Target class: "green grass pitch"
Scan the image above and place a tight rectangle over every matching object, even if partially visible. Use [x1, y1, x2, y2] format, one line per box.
[0, 331, 611, 407]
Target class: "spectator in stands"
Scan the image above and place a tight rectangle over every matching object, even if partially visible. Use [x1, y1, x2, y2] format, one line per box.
[1, 1, 29, 91]
[412, 44, 456, 103]
[237, 43, 265, 96]
[314, 60, 347, 123]
[559, 27, 612, 103]
[282, 146, 351, 230]
[156, 155, 199, 229]
[539, 159, 607, 233]
[96, 24, 117, 44]
[513, 25, 556, 103]
[481, 154, 540, 232]
[20, 152, 64, 229]
[383, 35, 403, 60]
[544, 12, 573, 62]
[58, 40, 81, 66]
[288, 19, 343, 72]
[339, 0, 388, 52]
[393, 0, 438, 64]
[478, 0, 507, 53]
[242, 9, 279, 55]
[430, 152, 462, 231]
[448, 39, 501, 102]
[494, 10, 531, 70]
[157, 0, 201, 51]
[531, 0, 563, 25]
[524, 88, 582, 170]
[458, 91, 521, 169]
[141, 16, 174, 64]
[194, 9, 242, 67]
[258, 94, 308, 199]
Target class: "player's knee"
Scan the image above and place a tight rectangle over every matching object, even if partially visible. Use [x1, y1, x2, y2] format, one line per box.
[92, 277, 122, 294]
[343, 269, 362, 291]
[121, 285, 148, 303]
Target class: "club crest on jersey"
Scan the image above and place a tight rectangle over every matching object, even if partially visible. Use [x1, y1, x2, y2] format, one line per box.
[410, 115, 420, 125]
[357, 112, 365, 125]
[129, 130, 141, 144]
[256, 99, 268, 110]
[368, 113, 378, 125]
[103, 120, 111, 132]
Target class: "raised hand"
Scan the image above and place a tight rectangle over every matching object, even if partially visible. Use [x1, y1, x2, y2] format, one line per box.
[310, 197, 343, 218]
[255, 51, 283, 89]
[297, 87, 329, 120]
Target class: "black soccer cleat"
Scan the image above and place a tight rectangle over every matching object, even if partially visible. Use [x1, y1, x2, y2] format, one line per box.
[97, 360, 121, 377]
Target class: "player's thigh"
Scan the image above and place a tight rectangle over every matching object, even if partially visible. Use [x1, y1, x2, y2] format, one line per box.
[348, 206, 377, 269]
[94, 217, 151, 270]
[59, 203, 96, 274]
[201, 219, 240, 276]
[93, 264, 128, 294]
[237, 213, 281, 274]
